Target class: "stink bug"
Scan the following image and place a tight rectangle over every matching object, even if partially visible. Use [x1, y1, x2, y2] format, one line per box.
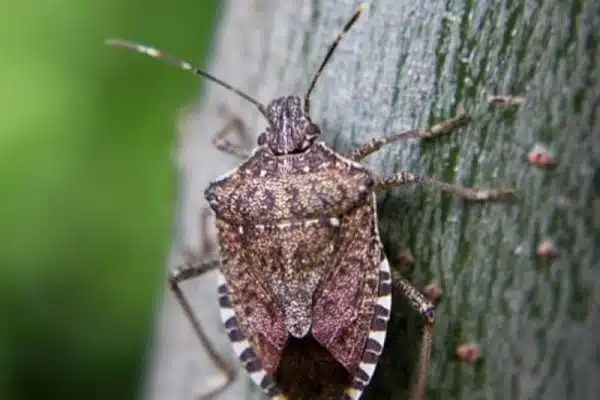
[108, 3, 516, 399]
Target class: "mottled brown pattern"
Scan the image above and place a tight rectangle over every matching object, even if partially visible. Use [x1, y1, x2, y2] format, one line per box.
[218, 215, 341, 340]
[216, 226, 287, 375]
[206, 143, 374, 225]
[312, 198, 381, 373]
[210, 140, 382, 393]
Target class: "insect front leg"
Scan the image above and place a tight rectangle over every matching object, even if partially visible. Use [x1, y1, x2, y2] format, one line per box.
[212, 105, 252, 159]
[391, 270, 436, 400]
[347, 112, 472, 162]
[169, 257, 237, 398]
[375, 171, 516, 201]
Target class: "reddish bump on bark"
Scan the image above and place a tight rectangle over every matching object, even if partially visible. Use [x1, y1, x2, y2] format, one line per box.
[397, 251, 414, 265]
[537, 240, 558, 258]
[423, 283, 442, 302]
[527, 144, 556, 167]
[456, 343, 481, 363]
[487, 94, 525, 106]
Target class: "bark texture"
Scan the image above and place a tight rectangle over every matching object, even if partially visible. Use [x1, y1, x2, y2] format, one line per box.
[145, 1, 600, 399]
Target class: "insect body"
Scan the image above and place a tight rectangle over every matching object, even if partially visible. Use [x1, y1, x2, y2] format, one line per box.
[206, 95, 392, 398]
[108, 3, 515, 399]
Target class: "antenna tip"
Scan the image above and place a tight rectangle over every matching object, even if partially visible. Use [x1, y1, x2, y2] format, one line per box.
[358, 2, 370, 13]
[105, 38, 140, 51]
[105, 38, 123, 47]
[104, 39, 162, 58]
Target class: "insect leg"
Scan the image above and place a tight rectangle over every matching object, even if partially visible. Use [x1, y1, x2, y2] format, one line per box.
[194, 206, 216, 256]
[347, 112, 471, 162]
[169, 258, 237, 398]
[212, 106, 251, 159]
[375, 171, 517, 201]
[391, 270, 435, 400]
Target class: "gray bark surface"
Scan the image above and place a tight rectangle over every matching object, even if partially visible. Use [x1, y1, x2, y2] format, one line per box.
[145, 1, 600, 399]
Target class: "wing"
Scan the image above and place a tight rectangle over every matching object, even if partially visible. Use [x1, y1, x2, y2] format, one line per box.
[216, 263, 288, 378]
[214, 220, 288, 379]
[216, 272, 287, 399]
[312, 196, 391, 396]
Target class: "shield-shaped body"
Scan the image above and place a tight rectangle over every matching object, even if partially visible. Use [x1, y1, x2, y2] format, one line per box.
[206, 140, 392, 399]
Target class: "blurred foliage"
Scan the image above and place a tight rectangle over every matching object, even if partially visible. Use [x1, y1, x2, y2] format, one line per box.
[0, 1, 219, 399]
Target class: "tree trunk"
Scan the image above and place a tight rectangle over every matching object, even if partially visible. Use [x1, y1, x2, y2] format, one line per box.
[144, 0, 600, 399]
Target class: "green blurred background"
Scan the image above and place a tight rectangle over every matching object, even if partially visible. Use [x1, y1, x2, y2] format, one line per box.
[0, 1, 219, 399]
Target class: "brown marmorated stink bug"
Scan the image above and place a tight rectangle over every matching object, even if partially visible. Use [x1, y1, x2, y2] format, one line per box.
[108, 3, 516, 399]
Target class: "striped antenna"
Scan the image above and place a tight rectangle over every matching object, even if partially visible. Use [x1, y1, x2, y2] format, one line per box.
[105, 39, 267, 116]
[304, 3, 369, 114]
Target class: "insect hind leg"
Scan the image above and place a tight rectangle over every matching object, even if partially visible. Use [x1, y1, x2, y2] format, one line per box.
[391, 270, 435, 400]
[169, 257, 237, 399]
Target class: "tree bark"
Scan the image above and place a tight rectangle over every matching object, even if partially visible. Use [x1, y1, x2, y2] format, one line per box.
[145, 0, 600, 399]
